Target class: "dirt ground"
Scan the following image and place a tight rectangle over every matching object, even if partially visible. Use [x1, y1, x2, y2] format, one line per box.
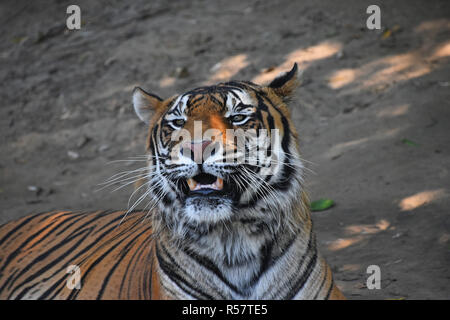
[0, 0, 449, 299]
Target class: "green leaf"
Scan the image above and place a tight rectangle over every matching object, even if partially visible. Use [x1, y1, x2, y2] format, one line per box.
[401, 138, 419, 147]
[311, 199, 335, 212]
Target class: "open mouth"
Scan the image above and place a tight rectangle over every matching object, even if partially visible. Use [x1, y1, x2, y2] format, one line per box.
[184, 173, 230, 197]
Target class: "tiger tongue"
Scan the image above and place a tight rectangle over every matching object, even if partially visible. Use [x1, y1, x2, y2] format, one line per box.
[187, 177, 223, 191]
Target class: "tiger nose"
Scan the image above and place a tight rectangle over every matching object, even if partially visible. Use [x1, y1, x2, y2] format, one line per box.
[190, 140, 212, 156]
[181, 140, 213, 163]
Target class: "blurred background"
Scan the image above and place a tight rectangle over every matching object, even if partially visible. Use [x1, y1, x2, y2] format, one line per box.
[0, 0, 449, 299]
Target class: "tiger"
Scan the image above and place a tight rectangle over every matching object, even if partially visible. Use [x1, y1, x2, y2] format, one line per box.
[0, 63, 345, 300]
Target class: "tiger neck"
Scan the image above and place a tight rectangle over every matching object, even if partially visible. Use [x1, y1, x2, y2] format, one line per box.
[154, 202, 320, 299]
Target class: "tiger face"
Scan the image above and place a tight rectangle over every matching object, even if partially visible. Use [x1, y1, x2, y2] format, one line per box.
[133, 64, 305, 239]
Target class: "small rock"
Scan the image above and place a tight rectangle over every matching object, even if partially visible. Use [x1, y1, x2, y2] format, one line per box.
[27, 185, 42, 196]
[104, 56, 116, 67]
[343, 106, 354, 114]
[98, 144, 110, 152]
[60, 111, 72, 120]
[336, 50, 345, 59]
[67, 150, 80, 159]
[175, 66, 189, 78]
[118, 106, 126, 115]
[76, 136, 91, 149]
[210, 62, 222, 72]
[331, 154, 342, 160]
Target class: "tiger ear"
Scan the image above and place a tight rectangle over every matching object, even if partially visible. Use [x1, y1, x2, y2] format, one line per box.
[133, 87, 163, 123]
[268, 63, 300, 100]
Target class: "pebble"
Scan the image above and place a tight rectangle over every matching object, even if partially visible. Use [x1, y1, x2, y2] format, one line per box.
[175, 66, 189, 78]
[104, 57, 116, 67]
[27, 185, 40, 192]
[98, 144, 110, 152]
[67, 150, 80, 159]
[76, 136, 91, 149]
[336, 50, 345, 59]
[27, 185, 42, 196]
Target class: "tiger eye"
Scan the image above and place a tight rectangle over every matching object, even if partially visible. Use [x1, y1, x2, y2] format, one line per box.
[230, 114, 246, 123]
[173, 119, 185, 127]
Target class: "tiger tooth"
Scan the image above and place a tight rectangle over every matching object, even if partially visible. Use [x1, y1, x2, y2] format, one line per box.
[215, 177, 223, 191]
[187, 178, 197, 191]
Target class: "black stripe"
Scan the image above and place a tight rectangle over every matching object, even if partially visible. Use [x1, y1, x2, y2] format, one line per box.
[188, 95, 205, 107]
[66, 234, 130, 300]
[325, 278, 334, 300]
[0, 213, 48, 247]
[285, 237, 318, 299]
[11, 227, 93, 299]
[259, 233, 297, 280]
[313, 265, 328, 300]
[156, 243, 215, 299]
[96, 226, 151, 299]
[180, 246, 241, 295]
[54, 214, 90, 237]
[0, 217, 68, 276]
[131, 240, 153, 299]
[39, 213, 130, 299]
[23, 214, 84, 252]
[5, 211, 134, 299]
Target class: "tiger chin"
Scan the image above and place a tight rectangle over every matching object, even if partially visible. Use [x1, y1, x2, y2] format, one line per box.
[0, 64, 345, 300]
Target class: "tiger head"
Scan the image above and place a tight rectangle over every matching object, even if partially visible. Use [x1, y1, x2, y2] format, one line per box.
[133, 64, 308, 240]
